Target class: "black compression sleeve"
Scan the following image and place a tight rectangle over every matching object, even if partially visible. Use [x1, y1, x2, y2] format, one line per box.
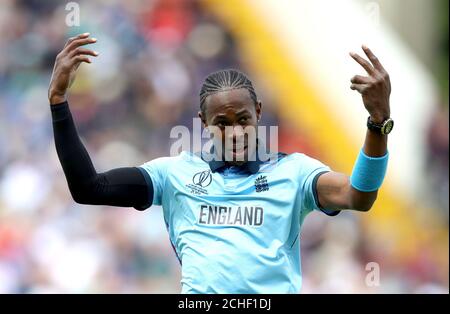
[51, 101, 153, 210]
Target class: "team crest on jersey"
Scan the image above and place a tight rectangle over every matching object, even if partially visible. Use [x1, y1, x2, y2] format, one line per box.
[254, 175, 269, 193]
[186, 170, 212, 195]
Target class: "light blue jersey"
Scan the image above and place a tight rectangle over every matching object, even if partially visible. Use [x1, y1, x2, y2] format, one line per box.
[138, 151, 338, 293]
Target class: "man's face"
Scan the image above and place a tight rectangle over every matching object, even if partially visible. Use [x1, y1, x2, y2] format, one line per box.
[199, 88, 262, 165]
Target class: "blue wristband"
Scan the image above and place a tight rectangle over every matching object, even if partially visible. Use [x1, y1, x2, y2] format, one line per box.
[350, 149, 389, 192]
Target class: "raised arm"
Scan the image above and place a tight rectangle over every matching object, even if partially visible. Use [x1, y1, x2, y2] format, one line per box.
[48, 33, 152, 210]
[316, 45, 391, 212]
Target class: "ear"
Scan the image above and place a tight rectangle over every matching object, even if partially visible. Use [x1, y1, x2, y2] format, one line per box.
[255, 100, 262, 122]
[198, 111, 208, 127]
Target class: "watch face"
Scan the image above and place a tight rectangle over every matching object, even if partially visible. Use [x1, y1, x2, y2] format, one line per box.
[381, 119, 394, 135]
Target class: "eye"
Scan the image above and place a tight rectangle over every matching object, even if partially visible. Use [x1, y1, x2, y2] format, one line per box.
[239, 117, 249, 124]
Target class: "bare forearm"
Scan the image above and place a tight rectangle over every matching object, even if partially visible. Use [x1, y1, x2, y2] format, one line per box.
[49, 93, 67, 105]
[349, 186, 377, 211]
[363, 118, 388, 157]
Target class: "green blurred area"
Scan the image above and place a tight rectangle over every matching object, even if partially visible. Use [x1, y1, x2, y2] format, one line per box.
[436, 0, 449, 104]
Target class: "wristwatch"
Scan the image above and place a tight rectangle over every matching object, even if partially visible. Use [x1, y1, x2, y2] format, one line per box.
[367, 116, 394, 135]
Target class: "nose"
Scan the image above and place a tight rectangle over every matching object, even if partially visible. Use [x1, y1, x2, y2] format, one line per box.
[233, 124, 245, 136]
[223, 125, 245, 148]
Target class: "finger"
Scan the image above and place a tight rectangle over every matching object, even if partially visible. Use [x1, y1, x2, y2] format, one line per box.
[70, 55, 92, 66]
[64, 32, 90, 48]
[69, 47, 99, 58]
[350, 52, 375, 75]
[64, 37, 76, 48]
[362, 45, 386, 73]
[350, 83, 369, 94]
[351, 75, 372, 84]
[65, 37, 97, 53]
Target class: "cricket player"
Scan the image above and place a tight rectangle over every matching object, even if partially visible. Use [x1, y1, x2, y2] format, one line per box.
[48, 33, 393, 293]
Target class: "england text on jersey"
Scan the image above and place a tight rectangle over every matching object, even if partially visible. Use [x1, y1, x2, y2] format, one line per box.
[198, 205, 264, 226]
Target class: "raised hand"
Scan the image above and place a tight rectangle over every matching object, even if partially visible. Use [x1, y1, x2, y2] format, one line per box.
[48, 33, 98, 105]
[350, 45, 391, 123]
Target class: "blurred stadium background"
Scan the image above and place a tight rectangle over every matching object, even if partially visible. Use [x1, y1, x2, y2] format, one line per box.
[0, 0, 448, 293]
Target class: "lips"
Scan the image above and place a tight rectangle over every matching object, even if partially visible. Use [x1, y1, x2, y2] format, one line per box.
[231, 145, 247, 153]
[223, 142, 248, 161]
[232, 145, 247, 150]
[231, 146, 247, 160]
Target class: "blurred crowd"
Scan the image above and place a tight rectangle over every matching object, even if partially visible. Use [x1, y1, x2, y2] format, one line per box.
[0, 0, 448, 293]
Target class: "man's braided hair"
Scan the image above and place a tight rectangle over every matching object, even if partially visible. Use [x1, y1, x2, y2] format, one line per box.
[199, 69, 258, 114]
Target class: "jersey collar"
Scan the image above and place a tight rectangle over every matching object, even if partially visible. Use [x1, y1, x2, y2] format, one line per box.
[201, 141, 268, 174]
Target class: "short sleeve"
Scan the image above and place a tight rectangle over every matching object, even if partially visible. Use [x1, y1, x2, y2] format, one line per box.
[297, 154, 340, 217]
[138, 157, 172, 206]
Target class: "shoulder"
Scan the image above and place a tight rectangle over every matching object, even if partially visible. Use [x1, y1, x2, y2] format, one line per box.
[286, 152, 317, 161]
[266, 152, 330, 178]
[288, 152, 328, 168]
[140, 151, 205, 171]
[265, 152, 320, 167]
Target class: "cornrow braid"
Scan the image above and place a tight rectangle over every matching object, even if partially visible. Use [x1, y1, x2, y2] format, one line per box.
[199, 69, 258, 114]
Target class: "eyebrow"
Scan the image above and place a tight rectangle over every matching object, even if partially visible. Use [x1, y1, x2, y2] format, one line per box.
[235, 109, 251, 116]
[213, 109, 251, 118]
[212, 111, 251, 123]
